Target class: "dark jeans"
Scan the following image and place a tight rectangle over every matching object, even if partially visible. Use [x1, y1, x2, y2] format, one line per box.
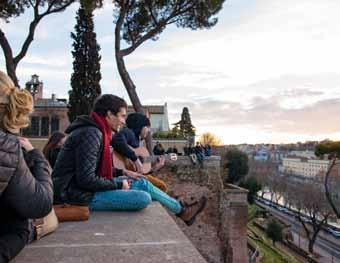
[196, 152, 204, 163]
[0, 230, 29, 263]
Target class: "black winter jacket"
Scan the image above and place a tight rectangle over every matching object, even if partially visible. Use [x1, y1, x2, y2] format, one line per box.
[52, 116, 123, 205]
[0, 130, 53, 262]
[111, 127, 140, 161]
[47, 147, 61, 169]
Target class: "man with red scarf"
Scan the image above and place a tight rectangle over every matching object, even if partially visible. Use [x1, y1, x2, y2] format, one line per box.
[52, 95, 206, 225]
[53, 94, 150, 210]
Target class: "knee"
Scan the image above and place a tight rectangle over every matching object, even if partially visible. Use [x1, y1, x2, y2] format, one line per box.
[138, 178, 151, 190]
[136, 192, 152, 210]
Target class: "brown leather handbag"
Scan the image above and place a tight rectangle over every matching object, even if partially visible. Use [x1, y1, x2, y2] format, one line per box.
[53, 204, 90, 222]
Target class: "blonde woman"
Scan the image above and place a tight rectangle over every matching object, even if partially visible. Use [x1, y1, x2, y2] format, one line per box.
[0, 71, 55, 262]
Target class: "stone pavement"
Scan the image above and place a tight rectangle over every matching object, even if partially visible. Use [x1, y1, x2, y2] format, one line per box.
[13, 203, 206, 263]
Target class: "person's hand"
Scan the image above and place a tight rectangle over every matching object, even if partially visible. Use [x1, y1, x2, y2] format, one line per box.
[153, 156, 165, 172]
[18, 137, 34, 152]
[158, 155, 165, 166]
[134, 159, 144, 174]
[122, 179, 130, 190]
[123, 169, 145, 180]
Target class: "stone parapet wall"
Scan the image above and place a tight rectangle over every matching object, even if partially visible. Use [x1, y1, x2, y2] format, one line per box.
[158, 156, 248, 263]
[220, 185, 248, 263]
[13, 203, 207, 263]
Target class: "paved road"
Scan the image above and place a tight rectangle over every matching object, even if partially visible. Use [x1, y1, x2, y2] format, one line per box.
[256, 201, 340, 263]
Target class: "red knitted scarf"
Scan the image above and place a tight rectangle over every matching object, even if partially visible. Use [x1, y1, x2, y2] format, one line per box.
[90, 112, 113, 179]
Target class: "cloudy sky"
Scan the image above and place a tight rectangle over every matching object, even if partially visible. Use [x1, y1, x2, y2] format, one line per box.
[1, 0, 340, 144]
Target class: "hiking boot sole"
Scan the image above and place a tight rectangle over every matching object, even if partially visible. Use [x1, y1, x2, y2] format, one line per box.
[184, 196, 207, 226]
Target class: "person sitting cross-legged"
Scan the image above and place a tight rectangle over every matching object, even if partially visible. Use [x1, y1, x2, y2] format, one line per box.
[111, 113, 168, 192]
[111, 112, 207, 225]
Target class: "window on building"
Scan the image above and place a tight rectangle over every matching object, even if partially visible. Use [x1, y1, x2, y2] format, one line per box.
[51, 116, 60, 132]
[41, 117, 49, 136]
[22, 116, 40, 136]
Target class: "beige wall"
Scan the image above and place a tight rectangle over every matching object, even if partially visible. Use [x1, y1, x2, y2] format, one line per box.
[32, 107, 69, 135]
[29, 138, 48, 151]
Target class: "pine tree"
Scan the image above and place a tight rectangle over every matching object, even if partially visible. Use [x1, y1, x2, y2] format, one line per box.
[68, 5, 101, 122]
[173, 107, 195, 142]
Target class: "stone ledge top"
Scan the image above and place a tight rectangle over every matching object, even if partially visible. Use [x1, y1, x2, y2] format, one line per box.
[224, 184, 249, 193]
[13, 203, 206, 263]
[168, 155, 221, 162]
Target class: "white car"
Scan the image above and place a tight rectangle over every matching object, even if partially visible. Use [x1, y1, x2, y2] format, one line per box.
[264, 200, 271, 206]
[328, 228, 340, 238]
[302, 217, 312, 223]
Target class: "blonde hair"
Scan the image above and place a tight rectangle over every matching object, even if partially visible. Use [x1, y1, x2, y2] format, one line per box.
[0, 71, 33, 133]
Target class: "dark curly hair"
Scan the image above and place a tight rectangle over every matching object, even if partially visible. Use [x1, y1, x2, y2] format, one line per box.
[93, 94, 127, 117]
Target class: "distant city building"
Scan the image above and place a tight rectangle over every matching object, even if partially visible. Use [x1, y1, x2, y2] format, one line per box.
[279, 157, 330, 177]
[22, 75, 69, 137]
[269, 150, 287, 162]
[127, 104, 170, 132]
[254, 149, 269, 161]
[289, 150, 316, 159]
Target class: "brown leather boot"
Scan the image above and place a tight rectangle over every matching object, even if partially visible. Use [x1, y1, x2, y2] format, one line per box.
[177, 196, 207, 226]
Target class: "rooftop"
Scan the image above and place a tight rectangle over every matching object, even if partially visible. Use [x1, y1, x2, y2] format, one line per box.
[34, 98, 68, 108]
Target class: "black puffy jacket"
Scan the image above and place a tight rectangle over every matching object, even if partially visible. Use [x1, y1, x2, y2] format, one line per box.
[111, 113, 149, 161]
[0, 130, 53, 262]
[111, 127, 140, 161]
[52, 116, 123, 205]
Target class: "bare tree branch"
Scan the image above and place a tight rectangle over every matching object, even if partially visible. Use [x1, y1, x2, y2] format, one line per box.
[146, 1, 158, 27]
[115, 1, 128, 55]
[13, 0, 75, 65]
[120, 0, 196, 57]
[120, 23, 164, 56]
[13, 17, 41, 64]
[28, 0, 35, 9]
[33, 0, 41, 18]
[41, 0, 75, 16]
[0, 29, 14, 62]
[44, 0, 59, 14]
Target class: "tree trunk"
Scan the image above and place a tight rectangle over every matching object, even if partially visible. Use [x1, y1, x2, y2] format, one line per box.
[115, 53, 143, 112]
[6, 60, 19, 87]
[308, 237, 315, 254]
[115, 52, 153, 154]
[0, 30, 19, 87]
[114, 5, 153, 155]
